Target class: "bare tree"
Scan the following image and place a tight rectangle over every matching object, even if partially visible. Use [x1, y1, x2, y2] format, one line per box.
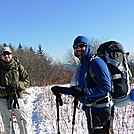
[89, 37, 102, 54]
[64, 48, 79, 71]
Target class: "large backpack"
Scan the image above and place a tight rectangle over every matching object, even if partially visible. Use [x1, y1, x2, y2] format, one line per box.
[96, 41, 132, 107]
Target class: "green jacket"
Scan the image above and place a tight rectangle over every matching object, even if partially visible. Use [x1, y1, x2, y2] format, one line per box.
[0, 58, 29, 97]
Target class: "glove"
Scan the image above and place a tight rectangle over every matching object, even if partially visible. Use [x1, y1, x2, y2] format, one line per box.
[71, 86, 84, 97]
[56, 94, 63, 106]
[5, 86, 15, 95]
[10, 82, 19, 90]
[51, 86, 64, 96]
[5, 82, 19, 95]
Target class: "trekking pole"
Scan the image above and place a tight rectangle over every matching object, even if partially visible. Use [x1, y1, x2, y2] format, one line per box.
[56, 94, 63, 134]
[13, 89, 27, 134]
[72, 97, 78, 134]
[7, 97, 14, 134]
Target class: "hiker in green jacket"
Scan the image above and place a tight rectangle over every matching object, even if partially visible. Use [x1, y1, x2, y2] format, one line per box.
[0, 46, 29, 134]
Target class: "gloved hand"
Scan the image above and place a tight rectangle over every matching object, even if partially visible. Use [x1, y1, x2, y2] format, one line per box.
[5, 82, 19, 95]
[10, 82, 19, 90]
[51, 86, 64, 96]
[5, 86, 15, 96]
[56, 93, 63, 106]
[71, 86, 84, 97]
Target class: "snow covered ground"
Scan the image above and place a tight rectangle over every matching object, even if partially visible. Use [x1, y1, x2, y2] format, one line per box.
[0, 85, 134, 134]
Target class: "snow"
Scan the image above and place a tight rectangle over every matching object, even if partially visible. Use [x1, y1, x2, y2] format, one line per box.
[0, 85, 134, 134]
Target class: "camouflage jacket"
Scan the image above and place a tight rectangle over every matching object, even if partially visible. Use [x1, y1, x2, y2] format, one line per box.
[0, 58, 29, 97]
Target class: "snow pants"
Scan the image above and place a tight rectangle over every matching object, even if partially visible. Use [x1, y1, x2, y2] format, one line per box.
[0, 98, 28, 134]
[85, 109, 114, 134]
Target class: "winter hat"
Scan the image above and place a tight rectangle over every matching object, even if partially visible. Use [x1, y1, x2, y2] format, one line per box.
[0, 47, 12, 55]
[73, 36, 91, 47]
[73, 36, 92, 59]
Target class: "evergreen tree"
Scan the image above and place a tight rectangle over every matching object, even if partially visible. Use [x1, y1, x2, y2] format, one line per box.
[37, 44, 44, 55]
[18, 43, 23, 49]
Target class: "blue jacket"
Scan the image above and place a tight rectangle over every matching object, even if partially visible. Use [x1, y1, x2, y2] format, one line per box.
[130, 89, 134, 102]
[64, 36, 112, 112]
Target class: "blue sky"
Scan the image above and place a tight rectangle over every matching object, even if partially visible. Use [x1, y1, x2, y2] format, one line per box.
[0, 0, 134, 61]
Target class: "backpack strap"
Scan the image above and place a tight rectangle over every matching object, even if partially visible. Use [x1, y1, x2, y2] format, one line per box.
[123, 54, 132, 95]
[89, 65, 100, 86]
[13, 56, 20, 70]
[123, 54, 132, 79]
[85, 55, 113, 107]
[88, 55, 101, 86]
[12, 57, 21, 80]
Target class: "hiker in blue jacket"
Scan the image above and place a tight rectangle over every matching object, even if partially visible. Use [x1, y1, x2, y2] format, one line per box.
[51, 36, 114, 134]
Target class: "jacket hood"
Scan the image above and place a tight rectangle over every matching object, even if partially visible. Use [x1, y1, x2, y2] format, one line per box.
[73, 36, 92, 60]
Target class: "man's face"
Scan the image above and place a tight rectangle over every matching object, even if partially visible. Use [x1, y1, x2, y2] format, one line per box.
[73, 43, 87, 58]
[1, 51, 13, 62]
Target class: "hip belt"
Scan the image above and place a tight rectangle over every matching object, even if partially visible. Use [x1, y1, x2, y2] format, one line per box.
[85, 94, 113, 107]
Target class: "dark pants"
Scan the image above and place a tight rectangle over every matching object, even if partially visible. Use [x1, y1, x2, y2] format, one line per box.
[85, 109, 114, 134]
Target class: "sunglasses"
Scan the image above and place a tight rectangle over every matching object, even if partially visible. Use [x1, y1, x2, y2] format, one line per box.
[73, 43, 87, 49]
[2, 52, 11, 56]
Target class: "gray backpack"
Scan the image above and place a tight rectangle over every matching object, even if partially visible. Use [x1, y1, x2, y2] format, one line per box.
[91, 41, 132, 107]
